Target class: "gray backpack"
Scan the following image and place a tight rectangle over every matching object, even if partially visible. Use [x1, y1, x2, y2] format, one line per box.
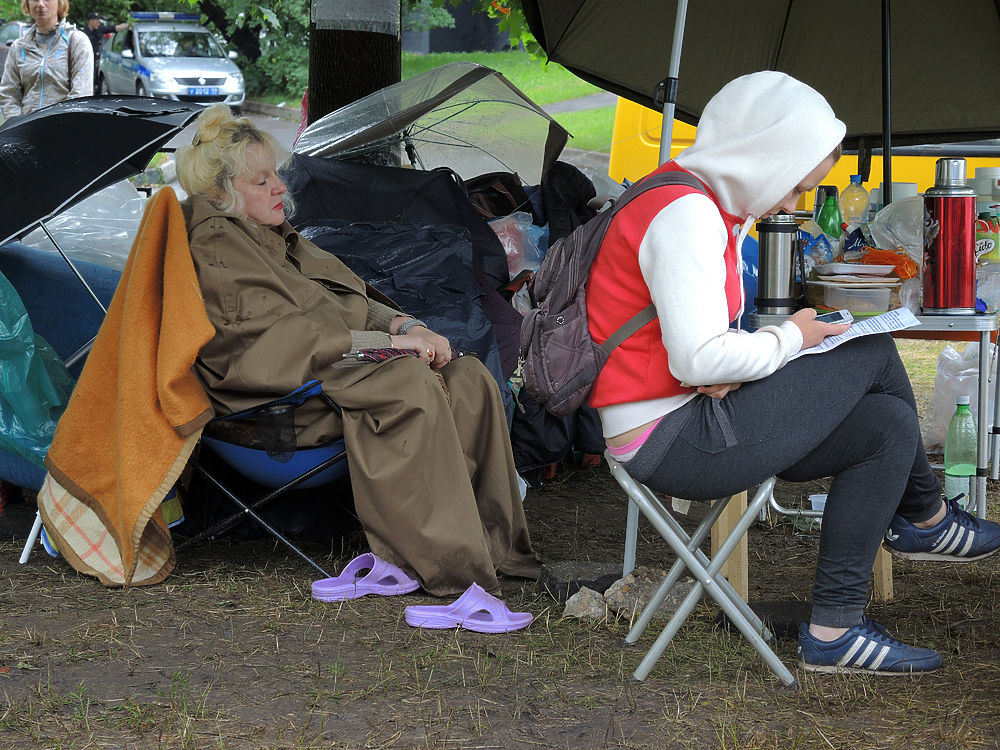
[518, 170, 703, 417]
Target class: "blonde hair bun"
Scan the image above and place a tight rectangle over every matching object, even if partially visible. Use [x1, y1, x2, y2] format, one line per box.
[176, 104, 290, 218]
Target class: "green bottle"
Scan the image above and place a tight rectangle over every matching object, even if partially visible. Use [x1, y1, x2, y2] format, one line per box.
[816, 195, 843, 238]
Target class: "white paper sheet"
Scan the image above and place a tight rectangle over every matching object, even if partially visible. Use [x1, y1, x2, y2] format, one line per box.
[789, 308, 921, 360]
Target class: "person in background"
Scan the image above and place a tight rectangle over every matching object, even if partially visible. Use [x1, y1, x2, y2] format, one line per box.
[83, 11, 125, 88]
[0, 0, 92, 120]
[587, 70, 1000, 676]
[174, 104, 541, 599]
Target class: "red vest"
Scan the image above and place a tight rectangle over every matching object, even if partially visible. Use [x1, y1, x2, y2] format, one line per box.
[587, 163, 744, 408]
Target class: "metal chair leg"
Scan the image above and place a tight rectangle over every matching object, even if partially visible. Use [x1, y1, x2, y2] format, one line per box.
[606, 455, 796, 686]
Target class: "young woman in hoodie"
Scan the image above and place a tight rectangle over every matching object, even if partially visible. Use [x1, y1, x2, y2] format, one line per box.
[587, 71, 1000, 675]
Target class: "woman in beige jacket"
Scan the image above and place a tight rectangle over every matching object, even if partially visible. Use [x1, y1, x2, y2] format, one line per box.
[175, 104, 540, 597]
[0, 0, 92, 120]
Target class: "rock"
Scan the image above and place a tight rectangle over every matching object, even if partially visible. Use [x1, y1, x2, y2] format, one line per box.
[604, 566, 695, 620]
[562, 587, 607, 620]
[538, 560, 623, 602]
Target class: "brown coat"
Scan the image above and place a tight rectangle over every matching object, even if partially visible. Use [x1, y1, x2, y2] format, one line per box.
[183, 196, 539, 595]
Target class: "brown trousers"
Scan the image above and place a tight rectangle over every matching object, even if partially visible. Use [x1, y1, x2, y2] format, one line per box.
[329, 355, 540, 597]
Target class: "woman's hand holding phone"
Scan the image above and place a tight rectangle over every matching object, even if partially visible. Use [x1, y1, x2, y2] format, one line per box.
[788, 308, 852, 351]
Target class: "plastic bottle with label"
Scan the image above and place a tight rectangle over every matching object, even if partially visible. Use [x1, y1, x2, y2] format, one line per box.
[838, 174, 870, 227]
[943, 395, 977, 511]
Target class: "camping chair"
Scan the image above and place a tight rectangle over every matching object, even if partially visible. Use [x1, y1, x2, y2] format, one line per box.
[175, 380, 349, 580]
[606, 453, 797, 686]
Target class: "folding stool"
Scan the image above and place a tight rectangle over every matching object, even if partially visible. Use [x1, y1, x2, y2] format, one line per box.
[606, 453, 797, 686]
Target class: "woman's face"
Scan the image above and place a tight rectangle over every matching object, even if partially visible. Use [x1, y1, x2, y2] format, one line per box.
[761, 154, 837, 218]
[27, 0, 59, 30]
[232, 143, 287, 226]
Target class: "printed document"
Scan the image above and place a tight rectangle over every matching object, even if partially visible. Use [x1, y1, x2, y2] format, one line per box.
[789, 308, 921, 360]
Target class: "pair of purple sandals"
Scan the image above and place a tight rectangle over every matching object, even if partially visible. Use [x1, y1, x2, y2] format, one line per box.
[311, 552, 532, 634]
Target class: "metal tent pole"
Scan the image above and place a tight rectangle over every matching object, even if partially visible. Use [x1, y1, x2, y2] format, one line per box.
[657, 0, 688, 166]
[882, 0, 892, 204]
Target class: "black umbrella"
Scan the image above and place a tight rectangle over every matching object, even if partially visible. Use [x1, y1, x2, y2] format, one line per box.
[0, 96, 198, 318]
[522, 0, 1000, 201]
[0, 96, 199, 248]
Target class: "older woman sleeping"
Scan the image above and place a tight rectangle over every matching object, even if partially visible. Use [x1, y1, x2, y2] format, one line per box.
[174, 104, 540, 598]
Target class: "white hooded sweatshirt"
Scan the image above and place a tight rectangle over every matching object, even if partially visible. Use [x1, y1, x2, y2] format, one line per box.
[599, 71, 846, 438]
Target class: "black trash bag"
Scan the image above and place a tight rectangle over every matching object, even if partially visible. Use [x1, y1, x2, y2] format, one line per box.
[284, 154, 510, 292]
[297, 220, 511, 417]
[540, 161, 598, 243]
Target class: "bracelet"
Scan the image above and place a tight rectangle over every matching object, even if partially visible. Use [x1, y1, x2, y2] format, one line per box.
[397, 318, 427, 336]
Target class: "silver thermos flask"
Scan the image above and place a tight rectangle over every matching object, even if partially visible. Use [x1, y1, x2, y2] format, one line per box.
[755, 213, 800, 315]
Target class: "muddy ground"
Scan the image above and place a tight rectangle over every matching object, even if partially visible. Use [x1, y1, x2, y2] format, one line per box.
[2, 341, 1000, 749]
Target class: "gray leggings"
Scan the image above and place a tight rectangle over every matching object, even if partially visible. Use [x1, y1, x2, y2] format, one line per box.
[623, 334, 941, 628]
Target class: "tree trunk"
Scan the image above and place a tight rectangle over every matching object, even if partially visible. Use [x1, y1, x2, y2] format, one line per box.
[308, 28, 400, 122]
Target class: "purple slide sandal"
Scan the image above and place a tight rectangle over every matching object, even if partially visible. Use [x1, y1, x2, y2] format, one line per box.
[404, 583, 533, 633]
[312, 553, 420, 602]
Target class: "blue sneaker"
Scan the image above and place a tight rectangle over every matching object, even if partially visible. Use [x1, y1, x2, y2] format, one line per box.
[798, 619, 942, 675]
[884, 496, 1000, 562]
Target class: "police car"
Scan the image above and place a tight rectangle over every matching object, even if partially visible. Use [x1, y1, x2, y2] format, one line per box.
[97, 12, 244, 107]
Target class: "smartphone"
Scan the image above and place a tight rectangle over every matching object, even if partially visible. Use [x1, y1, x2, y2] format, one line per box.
[814, 309, 853, 324]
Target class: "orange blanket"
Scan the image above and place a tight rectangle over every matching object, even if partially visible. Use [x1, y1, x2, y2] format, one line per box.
[38, 186, 215, 586]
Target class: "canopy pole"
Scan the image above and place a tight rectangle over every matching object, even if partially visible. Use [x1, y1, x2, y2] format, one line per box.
[658, 0, 688, 166]
[882, 0, 892, 204]
[38, 221, 108, 315]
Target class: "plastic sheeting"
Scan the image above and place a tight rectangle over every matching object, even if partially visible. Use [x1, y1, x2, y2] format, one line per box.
[294, 62, 568, 184]
[0, 271, 74, 467]
[18, 180, 146, 271]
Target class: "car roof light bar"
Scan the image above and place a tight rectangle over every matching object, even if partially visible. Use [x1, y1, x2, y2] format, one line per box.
[129, 12, 201, 21]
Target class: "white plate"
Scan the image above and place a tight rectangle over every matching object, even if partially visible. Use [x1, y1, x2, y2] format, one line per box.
[813, 263, 895, 276]
[809, 279, 902, 289]
[817, 274, 899, 282]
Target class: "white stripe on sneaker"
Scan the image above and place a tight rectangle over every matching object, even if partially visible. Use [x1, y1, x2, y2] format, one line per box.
[854, 640, 879, 668]
[956, 532, 975, 557]
[931, 524, 959, 553]
[838, 635, 866, 667]
[868, 645, 890, 670]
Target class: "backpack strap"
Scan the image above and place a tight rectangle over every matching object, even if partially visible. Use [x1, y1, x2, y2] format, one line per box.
[600, 304, 656, 355]
[598, 170, 705, 356]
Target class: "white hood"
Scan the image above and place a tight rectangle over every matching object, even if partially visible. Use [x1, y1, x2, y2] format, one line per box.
[675, 71, 846, 221]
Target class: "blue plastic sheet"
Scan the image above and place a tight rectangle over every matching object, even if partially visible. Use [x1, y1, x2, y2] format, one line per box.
[0, 271, 74, 466]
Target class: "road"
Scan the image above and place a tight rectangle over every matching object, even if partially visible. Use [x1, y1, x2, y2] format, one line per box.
[164, 109, 301, 153]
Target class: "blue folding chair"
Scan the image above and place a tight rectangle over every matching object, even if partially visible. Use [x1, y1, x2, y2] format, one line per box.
[176, 380, 349, 578]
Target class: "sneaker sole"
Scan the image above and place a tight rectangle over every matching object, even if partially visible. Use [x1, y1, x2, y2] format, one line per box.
[884, 543, 1000, 563]
[801, 661, 940, 676]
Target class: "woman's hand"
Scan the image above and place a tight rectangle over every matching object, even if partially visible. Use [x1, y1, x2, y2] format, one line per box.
[697, 382, 742, 399]
[390, 326, 452, 368]
[788, 308, 851, 351]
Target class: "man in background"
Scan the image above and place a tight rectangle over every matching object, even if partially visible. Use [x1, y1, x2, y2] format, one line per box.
[84, 12, 127, 88]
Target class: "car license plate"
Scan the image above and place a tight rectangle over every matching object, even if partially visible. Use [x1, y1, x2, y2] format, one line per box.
[188, 86, 219, 96]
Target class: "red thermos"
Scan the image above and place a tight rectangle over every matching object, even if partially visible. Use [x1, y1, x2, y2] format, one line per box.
[922, 158, 977, 314]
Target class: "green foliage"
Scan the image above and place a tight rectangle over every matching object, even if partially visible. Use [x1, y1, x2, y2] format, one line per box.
[403, 0, 454, 32]
[0, 0, 24, 22]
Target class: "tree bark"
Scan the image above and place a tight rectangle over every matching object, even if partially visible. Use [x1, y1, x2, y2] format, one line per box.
[308, 28, 400, 122]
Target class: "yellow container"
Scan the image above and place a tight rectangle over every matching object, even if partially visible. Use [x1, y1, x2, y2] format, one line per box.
[608, 98, 1000, 213]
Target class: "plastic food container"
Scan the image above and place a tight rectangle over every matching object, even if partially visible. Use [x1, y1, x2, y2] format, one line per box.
[823, 284, 891, 313]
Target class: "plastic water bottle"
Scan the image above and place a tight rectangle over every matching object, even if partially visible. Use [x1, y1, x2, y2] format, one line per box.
[944, 395, 977, 511]
[838, 175, 870, 227]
